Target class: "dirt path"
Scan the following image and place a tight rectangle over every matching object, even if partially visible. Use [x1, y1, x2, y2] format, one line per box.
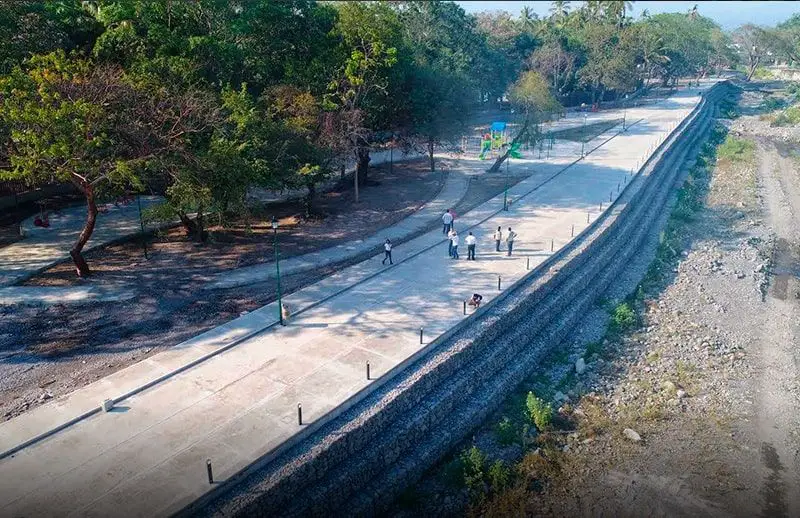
[754, 139, 800, 516]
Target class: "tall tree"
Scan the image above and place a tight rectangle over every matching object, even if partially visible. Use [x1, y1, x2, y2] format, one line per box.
[0, 51, 216, 274]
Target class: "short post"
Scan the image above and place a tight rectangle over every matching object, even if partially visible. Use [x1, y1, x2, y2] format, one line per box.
[617, 182, 620, 193]
[599, 201, 603, 210]
[297, 403, 303, 425]
[587, 212, 590, 223]
[366, 361, 371, 380]
[463, 300, 467, 315]
[550, 238, 554, 252]
[419, 327, 424, 344]
[526, 257, 530, 269]
[571, 224, 574, 237]
[609, 191, 612, 202]
[206, 459, 214, 484]
[498, 276, 501, 291]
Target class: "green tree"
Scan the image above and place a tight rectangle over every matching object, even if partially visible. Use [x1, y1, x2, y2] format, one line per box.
[0, 51, 216, 272]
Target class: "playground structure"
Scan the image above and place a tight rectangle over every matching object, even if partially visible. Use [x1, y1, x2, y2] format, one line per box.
[461, 120, 556, 161]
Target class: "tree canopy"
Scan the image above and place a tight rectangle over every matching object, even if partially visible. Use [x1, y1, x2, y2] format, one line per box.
[0, 0, 751, 276]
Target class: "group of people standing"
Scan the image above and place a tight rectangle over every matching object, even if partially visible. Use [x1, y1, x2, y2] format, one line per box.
[443, 208, 516, 260]
[380, 208, 520, 268]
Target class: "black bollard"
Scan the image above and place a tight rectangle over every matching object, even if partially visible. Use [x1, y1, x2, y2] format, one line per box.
[297, 403, 302, 425]
[366, 361, 370, 380]
[527, 257, 530, 270]
[498, 276, 501, 290]
[609, 191, 612, 202]
[571, 224, 575, 237]
[207, 459, 213, 484]
[463, 300, 467, 315]
[550, 239, 554, 252]
[419, 327, 424, 344]
[587, 212, 590, 223]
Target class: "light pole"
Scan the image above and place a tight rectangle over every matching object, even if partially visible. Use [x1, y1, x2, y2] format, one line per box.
[623, 94, 629, 131]
[503, 148, 509, 211]
[580, 103, 587, 157]
[272, 216, 284, 325]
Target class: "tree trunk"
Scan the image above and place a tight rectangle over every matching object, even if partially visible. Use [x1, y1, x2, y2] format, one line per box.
[747, 57, 760, 81]
[428, 138, 435, 172]
[178, 211, 197, 236]
[194, 204, 204, 243]
[304, 183, 315, 219]
[69, 181, 97, 277]
[356, 146, 370, 186]
[488, 117, 530, 173]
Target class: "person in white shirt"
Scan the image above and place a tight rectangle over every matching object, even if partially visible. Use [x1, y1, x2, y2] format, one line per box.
[447, 227, 456, 257]
[465, 231, 477, 260]
[442, 210, 453, 234]
[382, 238, 393, 265]
[506, 227, 517, 256]
[493, 226, 502, 252]
[450, 231, 460, 259]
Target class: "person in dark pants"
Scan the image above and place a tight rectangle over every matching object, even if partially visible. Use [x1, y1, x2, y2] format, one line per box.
[465, 231, 477, 260]
[506, 227, 517, 256]
[447, 227, 455, 257]
[450, 231, 460, 259]
[493, 226, 502, 252]
[442, 209, 453, 234]
[382, 239, 393, 265]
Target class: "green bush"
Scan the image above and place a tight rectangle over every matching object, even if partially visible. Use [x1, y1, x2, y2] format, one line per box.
[717, 135, 755, 163]
[771, 105, 800, 127]
[752, 67, 774, 80]
[442, 457, 465, 488]
[488, 460, 511, 491]
[610, 302, 637, 333]
[526, 392, 553, 431]
[461, 445, 487, 497]
[495, 416, 517, 446]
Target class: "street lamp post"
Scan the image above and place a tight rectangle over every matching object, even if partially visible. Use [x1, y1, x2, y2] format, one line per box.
[623, 94, 629, 131]
[580, 103, 587, 157]
[503, 150, 509, 211]
[272, 216, 284, 325]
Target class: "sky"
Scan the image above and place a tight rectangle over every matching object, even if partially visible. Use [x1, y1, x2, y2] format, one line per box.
[455, 1, 800, 29]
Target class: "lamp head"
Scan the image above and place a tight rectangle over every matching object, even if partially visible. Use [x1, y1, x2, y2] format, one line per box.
[271, 217, 278, 230]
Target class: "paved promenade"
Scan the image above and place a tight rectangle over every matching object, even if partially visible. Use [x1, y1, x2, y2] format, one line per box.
[0, 196, 163, 288]
[0, 86, 707, 517]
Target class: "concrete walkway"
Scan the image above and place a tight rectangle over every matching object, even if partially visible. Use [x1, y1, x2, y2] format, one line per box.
[0, 196, 163, 288]
[206, 164, 469, 290]
[0, 85, 712, 517]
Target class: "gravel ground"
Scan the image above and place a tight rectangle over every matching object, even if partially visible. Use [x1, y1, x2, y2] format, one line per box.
[391, 82, 800, 518]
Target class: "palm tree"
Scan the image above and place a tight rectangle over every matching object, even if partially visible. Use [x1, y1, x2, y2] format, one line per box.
[520, 5, 540, 31]
[602, 1, 634, 27]
[549, 0, 570, 24]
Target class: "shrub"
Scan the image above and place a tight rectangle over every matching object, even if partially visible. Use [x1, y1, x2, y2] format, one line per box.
[488, 460, 511, 491]
[610, 302, 637, 334]
[526, 392, 553, 431]
[771, 105, 800, 127]
[495, 416, 517, 446]
[717, 135, 755, 163]
[461, 445, 487, 497]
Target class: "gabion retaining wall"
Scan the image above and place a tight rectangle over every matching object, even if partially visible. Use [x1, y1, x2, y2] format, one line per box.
[187, 82, 733, 518]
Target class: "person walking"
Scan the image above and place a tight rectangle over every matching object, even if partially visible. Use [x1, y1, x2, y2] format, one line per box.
[382, 238, 393, 265]
[506, 227, 517, 256]
[447, 227, 456, 257]
[493, 226, 503, 252]
[465, 231, 477, 260]
[450, 230, 460, 259]
[442, 209, 453, 235]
